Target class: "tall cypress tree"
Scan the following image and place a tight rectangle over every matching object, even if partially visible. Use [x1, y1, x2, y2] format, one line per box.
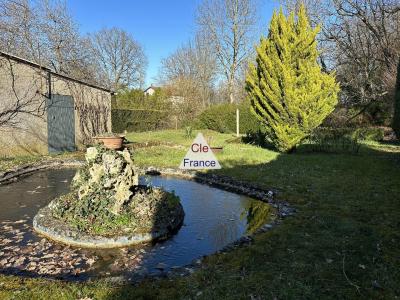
[393, 57, 400, 139]
[246, 5, 339, 152]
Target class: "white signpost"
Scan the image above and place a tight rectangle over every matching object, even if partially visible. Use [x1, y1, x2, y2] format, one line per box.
[179, 133, 221, 170]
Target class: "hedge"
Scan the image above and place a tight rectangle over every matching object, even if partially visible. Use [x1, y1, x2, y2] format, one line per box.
[112, 109, 170, 133]
[193, 102, 263, 134]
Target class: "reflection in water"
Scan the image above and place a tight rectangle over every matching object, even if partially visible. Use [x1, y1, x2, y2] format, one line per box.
[208, 221, 240, 251]
[0, 169, 274, 280]
[242, 201, 274, 235]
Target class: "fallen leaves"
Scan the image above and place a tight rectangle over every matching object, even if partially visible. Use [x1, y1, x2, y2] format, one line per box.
[0, 221, 98, 278]
[0, 220, 146, 279]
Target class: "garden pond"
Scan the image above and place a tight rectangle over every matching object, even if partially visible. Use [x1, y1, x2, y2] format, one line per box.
[0, 168, 274, 281]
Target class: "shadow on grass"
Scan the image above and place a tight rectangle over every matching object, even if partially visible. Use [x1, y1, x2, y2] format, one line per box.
[104, 143, 400, 299]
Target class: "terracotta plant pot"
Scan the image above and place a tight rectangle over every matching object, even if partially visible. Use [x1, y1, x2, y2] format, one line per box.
[93, 135, 124, 150]
[210, 146, 223, 154]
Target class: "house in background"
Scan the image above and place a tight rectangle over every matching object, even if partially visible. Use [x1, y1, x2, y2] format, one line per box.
[143, 85, 185, 105]
[0, 51, 113, 156]
[143, 85, 158, 96]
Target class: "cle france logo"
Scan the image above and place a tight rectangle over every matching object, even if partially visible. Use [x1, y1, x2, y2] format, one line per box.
[179, 133, 221, 170]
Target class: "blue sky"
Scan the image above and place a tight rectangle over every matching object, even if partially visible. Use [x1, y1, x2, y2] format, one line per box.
[68, 0, 278, 87]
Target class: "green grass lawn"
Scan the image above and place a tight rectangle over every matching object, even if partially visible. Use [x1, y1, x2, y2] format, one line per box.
[1, 130, 399, 299]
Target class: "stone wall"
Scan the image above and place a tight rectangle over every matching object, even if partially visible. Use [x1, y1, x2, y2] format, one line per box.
[0, 56, 112, 156]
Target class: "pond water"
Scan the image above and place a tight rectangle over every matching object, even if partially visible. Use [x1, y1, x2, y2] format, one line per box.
[0, 168, 273, 281]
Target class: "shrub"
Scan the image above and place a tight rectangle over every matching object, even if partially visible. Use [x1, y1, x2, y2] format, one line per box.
[301, 127, 384, 154]
[351, 127, 384, 142]
[246, 5, 339, 152]
[305, 129, 361, 154]
[194, 101, 262, 133]
[194, 103, 235, 133]
[242, 129, 270, 148]
[184, 126, 194, 139]
[313, 127, 384, 142]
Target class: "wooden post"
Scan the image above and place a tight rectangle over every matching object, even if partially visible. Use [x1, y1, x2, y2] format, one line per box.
[236, 108, 239, 137]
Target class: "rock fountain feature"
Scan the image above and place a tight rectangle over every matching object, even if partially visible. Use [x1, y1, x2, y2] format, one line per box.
[33, 146, 184, 248]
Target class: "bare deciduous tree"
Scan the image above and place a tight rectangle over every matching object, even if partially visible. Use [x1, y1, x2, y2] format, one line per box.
[196, 0, 258, 103]
[281, 0, 400, 123]
[89, 27, 147, 91]
[159, 33, 216, 108]
[330, 0, 400, 123]
[0, 0, 95, 82]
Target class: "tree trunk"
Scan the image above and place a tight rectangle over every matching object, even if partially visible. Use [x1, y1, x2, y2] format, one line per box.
[228, 79, 235, 104]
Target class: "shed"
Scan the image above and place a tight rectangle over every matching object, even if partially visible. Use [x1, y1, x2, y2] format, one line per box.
[0, 51, 114, 156]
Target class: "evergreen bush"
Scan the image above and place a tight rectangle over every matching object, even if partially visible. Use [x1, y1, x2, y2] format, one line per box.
[246, 5, 339, 152]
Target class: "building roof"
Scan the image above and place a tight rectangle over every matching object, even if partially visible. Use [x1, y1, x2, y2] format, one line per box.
[0, 51, 113, 94]
[144, 85, 159, 92]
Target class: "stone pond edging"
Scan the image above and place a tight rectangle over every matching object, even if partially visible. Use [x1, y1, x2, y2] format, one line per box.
[33, 204, 184, 249]
[0, 159, 84, 185]
[139, 166, 294, 219]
